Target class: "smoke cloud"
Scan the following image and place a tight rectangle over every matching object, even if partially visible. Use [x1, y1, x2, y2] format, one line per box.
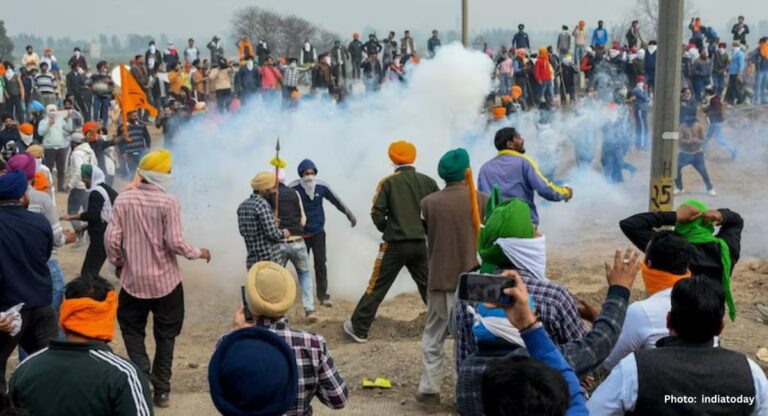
[170, 43, 764, 301]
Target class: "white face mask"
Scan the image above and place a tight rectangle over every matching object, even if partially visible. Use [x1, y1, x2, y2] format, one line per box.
[74, 51, 80, 58]
[648, 45, 657, 54]
[300, 175, 317, 200]
[77, 67, 85, 75]
[304, 43, 311, 50]
[563, 57, 573, 65]
[324, 56, 331, 65]
[150, 45, 156, 53]
[719, 48, 726, 54]
[732, 48, 740, 54]
[5, 69, 14, 80]
[246, 61, 254, 70]
[637, 50, 646, 60]
[637, 82, 645, 89]
[393, 58, 401, 66]
[609, 49, 619, 58]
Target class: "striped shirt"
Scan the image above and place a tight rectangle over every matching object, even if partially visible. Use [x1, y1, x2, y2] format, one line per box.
[105, 183, 201, 299]
[34, 72, 57, 95]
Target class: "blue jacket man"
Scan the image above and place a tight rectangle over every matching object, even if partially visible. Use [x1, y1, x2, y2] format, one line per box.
[289, 159, 356, 305]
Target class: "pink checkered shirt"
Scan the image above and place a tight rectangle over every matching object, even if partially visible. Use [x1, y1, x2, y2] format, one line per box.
[105, 183, 201, 299]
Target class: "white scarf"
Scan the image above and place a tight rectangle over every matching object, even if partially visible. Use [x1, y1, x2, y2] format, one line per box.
[300, 175, 317, 200]
[138, 169, 172, 191]
[495, 235, 548, 281]
[477, 313, 525, 347]
[87, 166, 112, 223]
[4, 69, 14, 81]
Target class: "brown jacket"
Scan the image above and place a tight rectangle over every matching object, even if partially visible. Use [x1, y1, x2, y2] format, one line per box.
[421, 183, 488, 292]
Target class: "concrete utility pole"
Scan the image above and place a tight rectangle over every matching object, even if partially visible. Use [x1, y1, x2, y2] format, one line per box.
[649, 0, 684, 212]
[462, 0, 469, 47]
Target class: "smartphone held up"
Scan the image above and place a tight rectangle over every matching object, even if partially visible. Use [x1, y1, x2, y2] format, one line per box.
[458, 272, 517, 305]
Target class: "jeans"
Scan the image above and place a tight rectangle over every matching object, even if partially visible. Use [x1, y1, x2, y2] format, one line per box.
[540, 80, 554, 104]
[705, 122, 737, 157]
[676, 152, 713, 191]
[92, 95, 110, 127]
[601, 141, 625, 183]
[73, 94, 91, 121]
[692, 76, 708, 101]
[48, 259, 65, 318]
[67, 188, 88, 230]
[634, 107, 649, 150]
[499, 74, 513, 93]
[713, 73, 725, 97]
[725, 74, 743, 105]
[122, 151, 146, 178]
[280, 239, 315, 313]
[755, 70, 768, 105]
[118, 283, 184, 394]
[574, 45, 586, 71]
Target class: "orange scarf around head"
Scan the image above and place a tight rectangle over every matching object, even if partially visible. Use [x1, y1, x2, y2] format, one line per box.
[59, 291, 118, 341]
[641, 262, 691, 296]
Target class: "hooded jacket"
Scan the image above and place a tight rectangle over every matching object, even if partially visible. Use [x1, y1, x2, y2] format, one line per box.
[67, 142, 97, 190]
[288, 159, 355, 235]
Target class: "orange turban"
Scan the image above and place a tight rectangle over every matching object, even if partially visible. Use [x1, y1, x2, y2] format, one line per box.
[501, 95, 511, 103]
[492, 106, 507, 120]
[59, 291, 118, 342]
[82, 121, 100, 138]
[33, 171, 50, 193]
[539, 47, 549, 60]
[511, 86, 523, 100]
[388, 141, 417, 165]
[19, 123, 34, 136]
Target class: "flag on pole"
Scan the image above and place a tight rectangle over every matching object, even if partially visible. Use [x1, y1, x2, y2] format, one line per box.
[118, 64, 158, 118]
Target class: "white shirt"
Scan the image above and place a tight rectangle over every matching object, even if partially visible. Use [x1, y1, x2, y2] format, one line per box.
[588, 353, 768, 415]
[184, 47, 199, 63]
[601, 288, 673, 371]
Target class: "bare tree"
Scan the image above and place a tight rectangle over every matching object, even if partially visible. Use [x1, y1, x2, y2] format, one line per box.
[634, 0, 699, 41]
[231, 6, 339, 59]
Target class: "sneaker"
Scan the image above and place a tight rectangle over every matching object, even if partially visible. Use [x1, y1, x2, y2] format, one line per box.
[320, 298, 334, 308]
[415, 392, 441, 406]
[673, 188, 684, 195]
[306, 311, 318, 323]
[708, 188, 717, 196]
[153, 392, 170, 408]
[343, 320, 367, 343]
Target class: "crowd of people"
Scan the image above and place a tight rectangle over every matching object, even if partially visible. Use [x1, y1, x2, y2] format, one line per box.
[0, 13, 767, 416]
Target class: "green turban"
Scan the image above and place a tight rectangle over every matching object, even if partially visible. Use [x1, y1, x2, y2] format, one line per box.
[675, 199, 735, 320]
[81, 164, 93, 180]
[478, 198, 535, 273]
[437, 148, 470, 182]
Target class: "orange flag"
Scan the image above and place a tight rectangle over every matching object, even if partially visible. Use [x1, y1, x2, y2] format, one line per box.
[119, 64, 157, 118]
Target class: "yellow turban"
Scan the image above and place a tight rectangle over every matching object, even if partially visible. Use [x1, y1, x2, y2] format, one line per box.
[388, 141, 417, 165]
[251, 172, 277, 191]
[139, 149, 173, 174]
[26, 144, 44, 159]
[245, 262, 296, 318]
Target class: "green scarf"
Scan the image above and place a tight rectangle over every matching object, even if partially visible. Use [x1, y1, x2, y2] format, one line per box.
[675, 199, 735, 320]
[478, 197, 535, 273]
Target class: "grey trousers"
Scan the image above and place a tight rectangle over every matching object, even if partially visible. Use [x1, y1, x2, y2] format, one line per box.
[419, 290, 458, 395]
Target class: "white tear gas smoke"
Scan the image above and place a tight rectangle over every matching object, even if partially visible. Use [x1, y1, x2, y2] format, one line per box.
[170, 43, 765, 301]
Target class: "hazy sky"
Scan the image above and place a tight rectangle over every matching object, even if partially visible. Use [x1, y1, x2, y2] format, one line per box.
[4, 0, 764, 41]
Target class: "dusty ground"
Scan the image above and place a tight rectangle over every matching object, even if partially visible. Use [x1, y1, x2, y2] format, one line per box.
[7, 110, 768, 415]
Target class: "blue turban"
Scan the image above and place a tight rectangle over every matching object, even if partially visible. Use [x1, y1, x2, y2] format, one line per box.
[208, 327, 298, 416]
[29, 101, 45, 113]
[0, 172, 29, 201]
